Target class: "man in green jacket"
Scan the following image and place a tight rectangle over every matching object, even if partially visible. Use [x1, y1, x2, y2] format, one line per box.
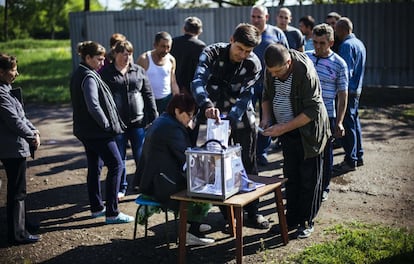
[260, 43, 330, 238]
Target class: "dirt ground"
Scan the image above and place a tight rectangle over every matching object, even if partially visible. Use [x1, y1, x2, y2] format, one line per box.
[0, 88, 413, 264]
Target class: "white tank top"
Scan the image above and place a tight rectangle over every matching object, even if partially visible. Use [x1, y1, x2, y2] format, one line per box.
[146, 51, 172, 99]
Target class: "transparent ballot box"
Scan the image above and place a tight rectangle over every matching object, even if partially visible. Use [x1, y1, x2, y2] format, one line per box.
[185, 140, 243, 200]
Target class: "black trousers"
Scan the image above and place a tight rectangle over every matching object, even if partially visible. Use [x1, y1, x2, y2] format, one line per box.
[1, 157, 30, 242]
[280, 130, 323, 227]
[230, 126, 257, 176]
[230, 126, 258, 217]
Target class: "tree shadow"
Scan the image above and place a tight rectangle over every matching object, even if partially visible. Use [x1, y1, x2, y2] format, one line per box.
[27, 147, 86, 177]
[41, 237, 177, 264]
[360, 87, 414, 108]
[27, 213, 289, 264]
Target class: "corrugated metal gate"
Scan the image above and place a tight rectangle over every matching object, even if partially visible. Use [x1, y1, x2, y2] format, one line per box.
[69, 2, 414, 87]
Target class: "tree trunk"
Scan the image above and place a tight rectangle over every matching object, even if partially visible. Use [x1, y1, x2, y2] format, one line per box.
[4, 0, 8, 41]
[84, 0, 90, 11]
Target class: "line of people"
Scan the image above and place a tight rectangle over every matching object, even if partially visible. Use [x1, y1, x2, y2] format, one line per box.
[1, 6, 366, 247]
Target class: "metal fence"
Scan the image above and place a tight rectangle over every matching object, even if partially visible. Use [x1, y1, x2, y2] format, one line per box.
[69, 2, 414, 87]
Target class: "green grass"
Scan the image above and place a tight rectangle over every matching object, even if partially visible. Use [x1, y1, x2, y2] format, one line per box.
[0, 39, 72, 104]
[285, 222, 414, 264]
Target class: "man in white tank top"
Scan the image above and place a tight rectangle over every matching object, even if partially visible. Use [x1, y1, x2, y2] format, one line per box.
[137, 31, 179, 113]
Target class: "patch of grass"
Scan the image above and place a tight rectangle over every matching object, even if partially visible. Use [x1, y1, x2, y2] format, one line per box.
[287, 222, 414, 264]
[0, 39, 72, 104]
[401, 107, 414, 122]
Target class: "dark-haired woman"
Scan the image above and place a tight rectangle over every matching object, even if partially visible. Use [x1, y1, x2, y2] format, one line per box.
[138, 93, 214, 246]
[70, 41, 134, 224]
[100, 40, 158, 198]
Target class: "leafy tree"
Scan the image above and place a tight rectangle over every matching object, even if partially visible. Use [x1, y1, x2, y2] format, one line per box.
[120, 0, 284, 9]
[0, 0, 103, 41]
[121, 0, 172, 9]
[117, 0, 293, 9]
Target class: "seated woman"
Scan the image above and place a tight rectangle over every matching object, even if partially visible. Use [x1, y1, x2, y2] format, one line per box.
[138, 93, 214, 246]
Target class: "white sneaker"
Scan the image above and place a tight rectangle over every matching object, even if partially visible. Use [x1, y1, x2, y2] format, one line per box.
[186, 223, 212, 233]
[322, 191, 329, 202]
[117, 192, 125, 199]
[186, 232, 215, 246]
[91, 208, 106, 218]
[297, 225, 314, 239]
[106, 212, 134, 224]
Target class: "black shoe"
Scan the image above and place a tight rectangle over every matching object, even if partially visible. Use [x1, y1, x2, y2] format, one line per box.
[26, 221, 40, 233]
[11, 234, 40, 245]
[296, 224, 314, 239]
[333, 161, 356, 173]
[357, 159, 364, 167]
[332, 139, 342, 149]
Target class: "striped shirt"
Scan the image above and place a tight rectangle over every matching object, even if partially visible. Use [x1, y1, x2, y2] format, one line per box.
[273, 73, 294, 124]
[306, 51, 348, 117]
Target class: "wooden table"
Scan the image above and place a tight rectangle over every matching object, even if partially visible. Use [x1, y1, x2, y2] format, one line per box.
[170, 175, 288, 264]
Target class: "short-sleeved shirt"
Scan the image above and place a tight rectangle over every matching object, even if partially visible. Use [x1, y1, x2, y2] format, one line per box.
[306, 51, 348, 117]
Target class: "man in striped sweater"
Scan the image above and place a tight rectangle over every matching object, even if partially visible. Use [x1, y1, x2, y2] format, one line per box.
[260, 43, 331, 238]
[306, 23, 348, 202]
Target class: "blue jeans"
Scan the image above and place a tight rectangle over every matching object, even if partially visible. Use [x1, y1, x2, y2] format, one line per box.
[252, 82, 271, 158]
[115, 127, 145, 193]
[81, 137, 123, 217]
[343, 94, 364, 165]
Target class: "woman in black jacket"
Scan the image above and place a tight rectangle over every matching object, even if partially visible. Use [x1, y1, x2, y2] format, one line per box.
[138, 93, 213, 246]
[70, 41, 134, 224]
[100, 40, 158, 199]
[0, 53, 41, 245]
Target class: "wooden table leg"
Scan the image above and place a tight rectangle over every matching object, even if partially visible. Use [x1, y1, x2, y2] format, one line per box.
[227, 205, 236, 237]
[274, 187, 289, 245]
[234, 206, 243, 264]
[178, 201, 188, 264]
